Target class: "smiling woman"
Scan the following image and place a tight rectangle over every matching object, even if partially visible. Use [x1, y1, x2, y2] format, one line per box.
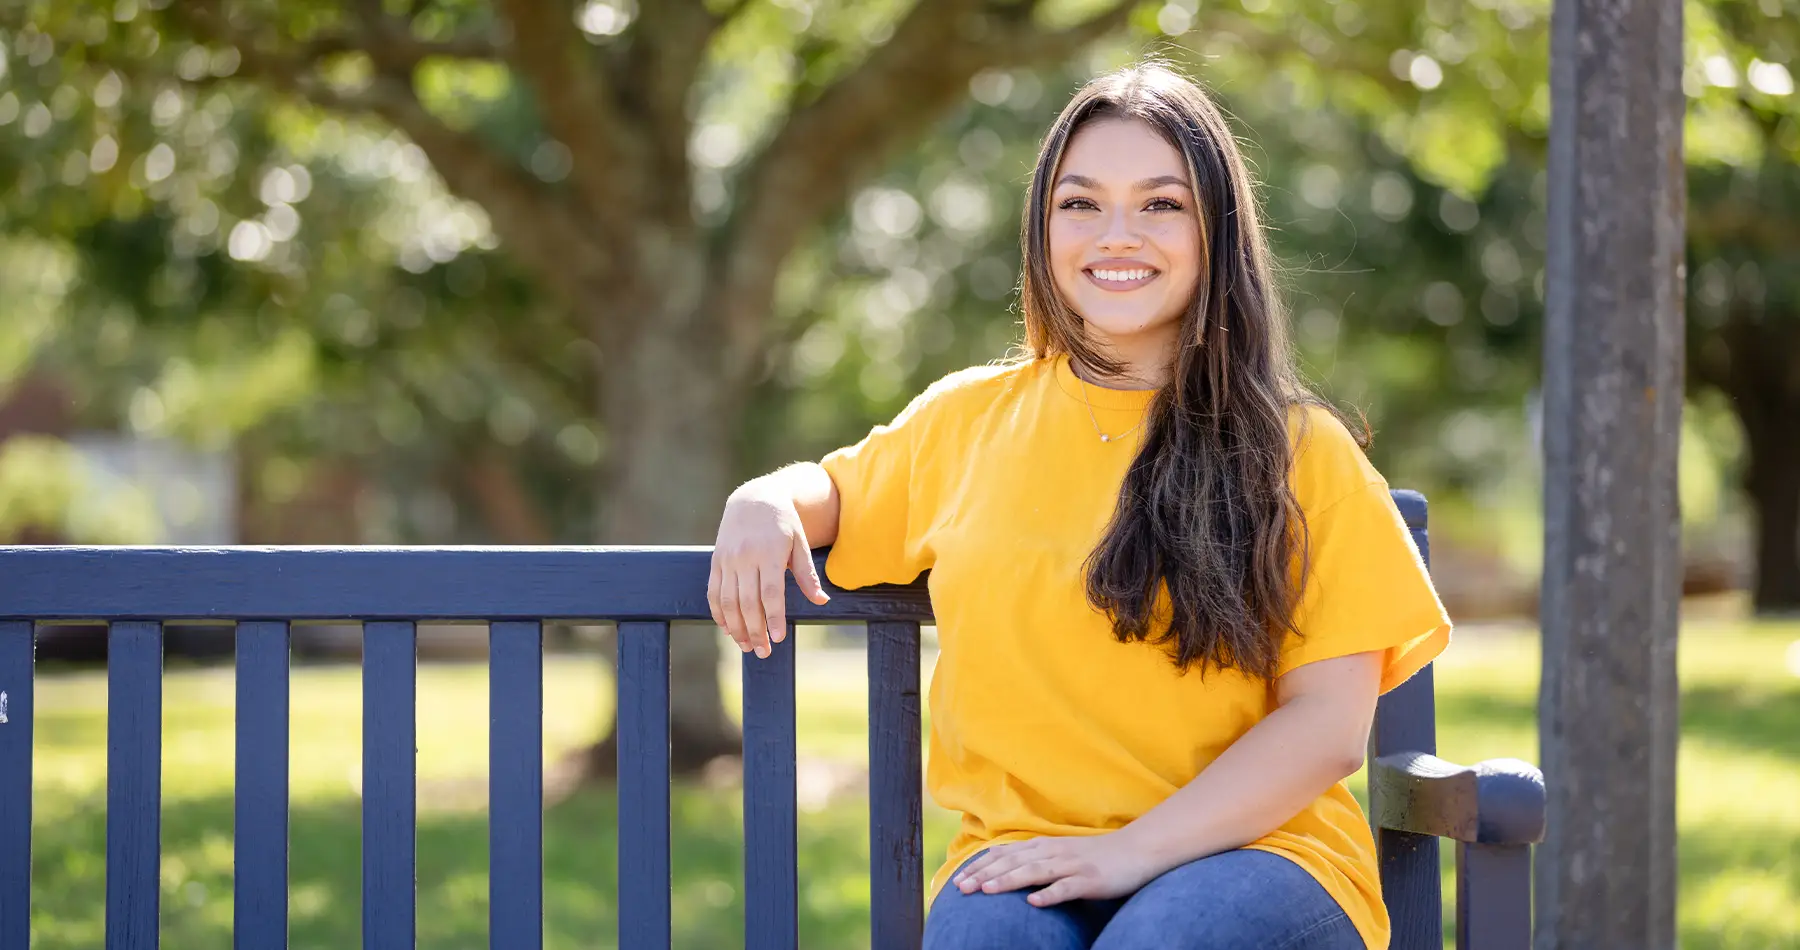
[709, 60, 1449, 950]
[1046, 134, 1201, 375]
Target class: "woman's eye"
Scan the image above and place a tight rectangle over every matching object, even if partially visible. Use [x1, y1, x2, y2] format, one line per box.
[1057, 196, 1182, 212]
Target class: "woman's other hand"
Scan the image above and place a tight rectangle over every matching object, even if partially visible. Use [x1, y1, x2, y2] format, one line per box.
[950, 832, 1166, 907]
[709, 477, 831, 658]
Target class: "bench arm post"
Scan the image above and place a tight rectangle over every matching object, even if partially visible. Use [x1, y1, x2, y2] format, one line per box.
[1370, 751, 1545, 950]
[1456, 841, 1531, 950]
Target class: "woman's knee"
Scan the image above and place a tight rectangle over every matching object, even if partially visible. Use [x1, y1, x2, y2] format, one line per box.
[923, 884, 1095, 950]
[1091, 850, 1362, 950]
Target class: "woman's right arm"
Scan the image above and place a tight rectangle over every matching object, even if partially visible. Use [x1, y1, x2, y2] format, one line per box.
[708, 462, 840, 659]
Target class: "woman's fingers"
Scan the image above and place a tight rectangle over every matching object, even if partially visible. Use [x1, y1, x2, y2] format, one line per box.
[1026, 877, 1086, 907]
[707, 558, 742, 651]
[789, 533, 831, 606]
[710, 490, 820, 660]
[953, 854, 996, 889]
[983, 858, 1073, 895]
[954, 844, 1026, 891]
[735, 566, 772, 658]
[715, 552, 801, 660]
[761, 569, 788, 647]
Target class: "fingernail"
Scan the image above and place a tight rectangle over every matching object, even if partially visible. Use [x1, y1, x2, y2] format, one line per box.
[771, 628, 785, 643]
[756, 645, 770, 658]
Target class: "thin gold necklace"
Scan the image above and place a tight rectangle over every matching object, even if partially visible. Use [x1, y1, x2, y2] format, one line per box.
[1073, 369, 1147, 443]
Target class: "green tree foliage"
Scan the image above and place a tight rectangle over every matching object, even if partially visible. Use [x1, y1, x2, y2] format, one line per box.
[2, 0, 1797, 768]
[0, 0, 1143, 772]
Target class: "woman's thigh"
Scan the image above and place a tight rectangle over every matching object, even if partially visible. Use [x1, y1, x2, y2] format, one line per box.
[1091, 849, 1363, 950]
[922, 852, 1120, 950]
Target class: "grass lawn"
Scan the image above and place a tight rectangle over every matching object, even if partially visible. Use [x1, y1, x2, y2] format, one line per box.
[23, 617, 1800, 948]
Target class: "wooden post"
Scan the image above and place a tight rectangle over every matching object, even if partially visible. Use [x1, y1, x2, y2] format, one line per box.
[1538, 0, 1684, 944]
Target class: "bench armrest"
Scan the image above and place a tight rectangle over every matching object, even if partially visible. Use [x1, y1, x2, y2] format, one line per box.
[1370, 751, 1546, 846]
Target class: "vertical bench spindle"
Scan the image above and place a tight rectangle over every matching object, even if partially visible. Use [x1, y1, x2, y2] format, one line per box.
[363, 621, 417, 949]
[1371, 669, 1441, 950]
[234, 621, 290, 950]
[489, 621, 544, 950]
[0, 621, 32, 950]
[107, 621, 162, 950]
[866, 621, 923, 950]
[1457, 842, 1532, 950]
[1370, 502, 1442, 950]
[743, 624, 798, 950]
[616, 621, 671, 949]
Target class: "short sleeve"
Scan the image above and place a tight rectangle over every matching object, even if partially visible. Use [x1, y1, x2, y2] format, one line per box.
[818, 388, 937, 590]
[1278, 480, 1453, 695]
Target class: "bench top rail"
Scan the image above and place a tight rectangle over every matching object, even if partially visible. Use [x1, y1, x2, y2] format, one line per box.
[0, 489, 1427, 625]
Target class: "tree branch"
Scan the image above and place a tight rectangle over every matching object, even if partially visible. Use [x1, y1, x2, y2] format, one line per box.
[497, 0, 646, 234]
[623, 0, 728, 221]
[715, 0, 1141, 376]
[163, 1, 611, 304]
[301, 28, 501, 67]
[354, 0, 389, 29]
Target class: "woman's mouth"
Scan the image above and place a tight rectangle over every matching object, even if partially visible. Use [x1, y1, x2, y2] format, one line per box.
[1084, 267, 1159, 291]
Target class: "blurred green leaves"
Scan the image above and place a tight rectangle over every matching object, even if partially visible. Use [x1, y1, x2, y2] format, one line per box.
[0, 0, 1796, 599]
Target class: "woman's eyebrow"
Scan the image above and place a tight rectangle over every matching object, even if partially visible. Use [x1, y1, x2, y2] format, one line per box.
[1055, 173, 1192, 191]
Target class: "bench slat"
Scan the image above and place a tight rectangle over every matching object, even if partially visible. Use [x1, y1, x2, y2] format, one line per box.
[107, 621, 162, 950]
[490, 621, 544, 950]
[744, 625, 797, 950]
[617, 621, 671, 949]
[867, 621, 923, 950]
[0, 621, 31, 950]
[363, 621, 416, 949]
[234, 621, 290, 950]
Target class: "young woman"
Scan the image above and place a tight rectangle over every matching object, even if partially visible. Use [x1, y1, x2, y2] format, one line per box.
[708, 62, 1449, 950]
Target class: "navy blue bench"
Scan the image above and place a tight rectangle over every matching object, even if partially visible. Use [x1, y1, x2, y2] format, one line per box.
[0, 489, 1542, 949]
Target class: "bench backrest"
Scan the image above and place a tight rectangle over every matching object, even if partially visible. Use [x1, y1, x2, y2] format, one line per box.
[0, 490, 1435, 949]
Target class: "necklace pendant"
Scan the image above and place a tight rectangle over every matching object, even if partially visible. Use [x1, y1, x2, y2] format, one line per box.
[1100, 434, 1111, 442]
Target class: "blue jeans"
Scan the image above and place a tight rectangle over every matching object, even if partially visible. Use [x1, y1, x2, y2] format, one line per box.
[922, 847, 1364, 950]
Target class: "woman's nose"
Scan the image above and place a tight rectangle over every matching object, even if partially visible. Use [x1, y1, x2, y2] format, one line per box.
[1096, 208, 1142, 252]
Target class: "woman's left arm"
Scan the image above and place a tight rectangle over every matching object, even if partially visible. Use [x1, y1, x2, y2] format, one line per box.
[952, 651, 1383, 907]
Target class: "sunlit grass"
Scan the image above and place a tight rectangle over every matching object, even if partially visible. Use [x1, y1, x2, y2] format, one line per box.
[23, 619, 1800, 948]
[1424, 618, 1800, 948]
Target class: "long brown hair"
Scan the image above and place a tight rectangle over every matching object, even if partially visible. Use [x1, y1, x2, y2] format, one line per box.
[1017, 61, 1361, 681]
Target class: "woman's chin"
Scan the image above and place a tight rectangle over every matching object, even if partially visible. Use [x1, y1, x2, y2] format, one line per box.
[1076, 310, 1173, 342]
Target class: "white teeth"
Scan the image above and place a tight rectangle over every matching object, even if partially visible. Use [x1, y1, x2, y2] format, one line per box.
[1091, 268, 1154, 282]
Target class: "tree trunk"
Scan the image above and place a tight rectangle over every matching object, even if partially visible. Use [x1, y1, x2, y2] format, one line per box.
[1743, 402, 1800, 613]
[1709, 309, 1800, 616]
[1536, 0, 1684, 941]
[584, 245, 746, 777]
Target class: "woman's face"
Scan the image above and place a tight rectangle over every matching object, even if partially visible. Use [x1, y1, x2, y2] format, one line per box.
[1047, 117, 1202, 359]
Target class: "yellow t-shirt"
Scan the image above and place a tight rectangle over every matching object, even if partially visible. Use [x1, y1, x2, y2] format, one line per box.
[819, 353, 1451, 950]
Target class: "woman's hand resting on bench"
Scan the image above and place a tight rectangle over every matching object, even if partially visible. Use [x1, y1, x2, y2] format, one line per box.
[710, 462, 840, 659]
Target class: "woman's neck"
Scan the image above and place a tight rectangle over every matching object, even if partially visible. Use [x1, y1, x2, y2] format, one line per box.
[1071, 333, 1176, 390]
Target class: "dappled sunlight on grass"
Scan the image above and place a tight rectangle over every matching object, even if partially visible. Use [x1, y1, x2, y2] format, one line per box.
[1428, 619, 1800, 948]
[22, 619, 1800, 947]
